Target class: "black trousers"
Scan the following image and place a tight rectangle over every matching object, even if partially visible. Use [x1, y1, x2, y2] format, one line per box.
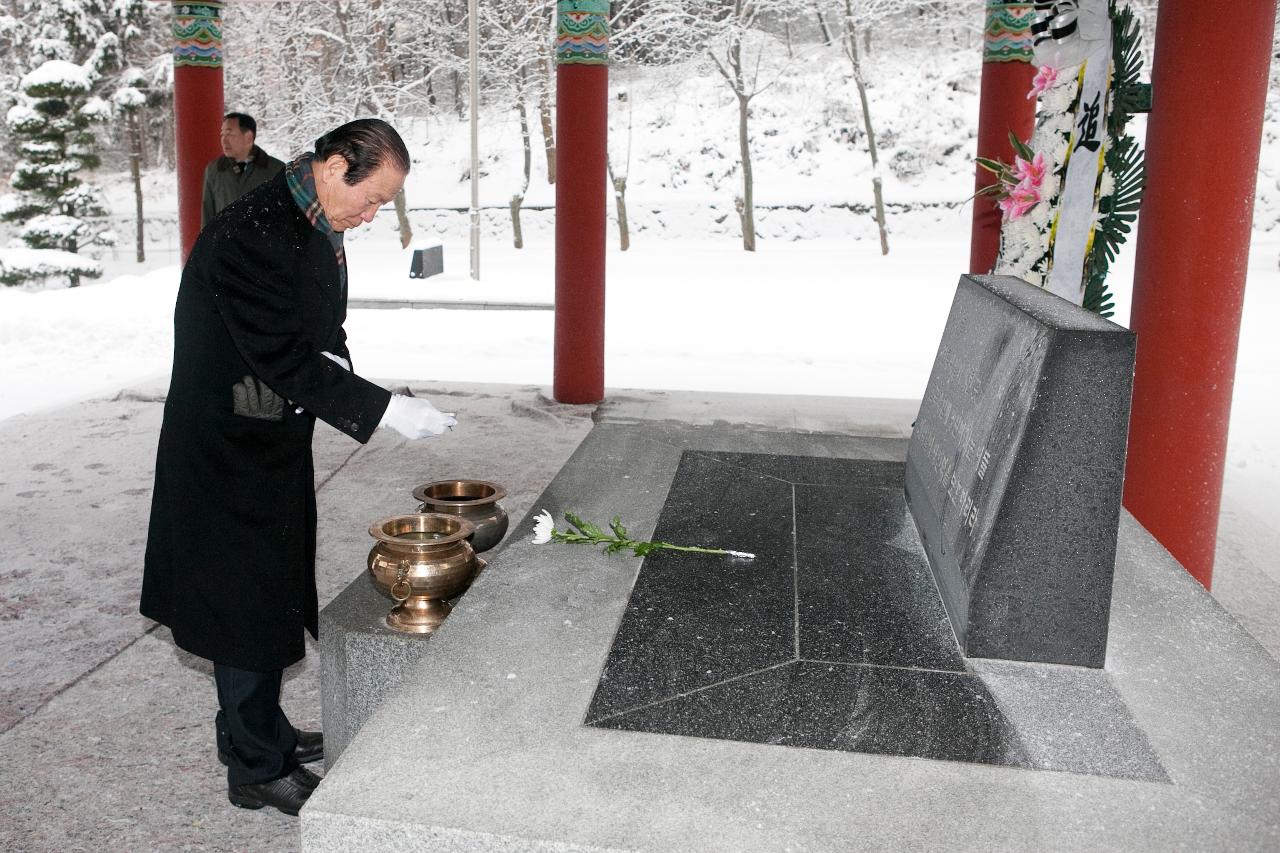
[213, 664, 299, 786]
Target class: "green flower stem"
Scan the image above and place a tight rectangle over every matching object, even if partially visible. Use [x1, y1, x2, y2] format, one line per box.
[645, 542, 741, 555]
[552, 512, 754, 559]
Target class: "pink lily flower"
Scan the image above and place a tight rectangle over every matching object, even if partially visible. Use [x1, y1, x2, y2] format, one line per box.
[1012, 152, 1047, 188]
[998, 183, 1041, 220]
[1028, 65, 1059, 99]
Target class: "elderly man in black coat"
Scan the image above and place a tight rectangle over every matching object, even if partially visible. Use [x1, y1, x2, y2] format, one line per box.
[142, 119, 451, 816]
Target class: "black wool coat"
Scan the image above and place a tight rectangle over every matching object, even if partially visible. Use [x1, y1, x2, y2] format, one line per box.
[142, 172, 392, 671]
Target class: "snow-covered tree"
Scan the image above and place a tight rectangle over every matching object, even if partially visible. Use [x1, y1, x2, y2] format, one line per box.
[700, 0, 800, 252]
[832, 0, 903, 255]
[476, 1, 555, 247]
[105, 0, 168, 261]
[1, 60, 115, 286]
[224, 1, 451, 140]
[0, 0, 126, 286]
[222, 0, 474, 243]
[2, 0, 174, 171]
[607, 88, 634, 251]
[113, 65, 147, 262]
[611, 0, 707, 65]
[0, 4, 31, 155]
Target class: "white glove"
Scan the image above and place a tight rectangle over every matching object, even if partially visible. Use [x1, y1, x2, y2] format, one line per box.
[321, 351, 351, 371]
[379, 393, 456, 439]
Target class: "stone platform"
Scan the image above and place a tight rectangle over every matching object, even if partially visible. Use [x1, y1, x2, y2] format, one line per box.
[301, 400, 1280, 851]
[319, 571, 437, 769]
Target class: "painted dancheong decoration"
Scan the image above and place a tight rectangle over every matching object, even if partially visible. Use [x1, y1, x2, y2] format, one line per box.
[172, 2, 223, 69]
[983, 2, 1036, 63]
[556, 0, 610, 66]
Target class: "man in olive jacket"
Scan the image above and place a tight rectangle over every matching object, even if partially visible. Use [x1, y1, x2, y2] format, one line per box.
[201, 112, 284, 227]
[143, 119, 454, 816]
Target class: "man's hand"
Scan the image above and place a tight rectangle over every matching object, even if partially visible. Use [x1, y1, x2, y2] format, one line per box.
[379, 394, 457, 439]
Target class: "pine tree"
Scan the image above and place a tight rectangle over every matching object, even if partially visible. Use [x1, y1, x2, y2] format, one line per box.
[0, 60, 115, 286]
[0, 0, 117, 287]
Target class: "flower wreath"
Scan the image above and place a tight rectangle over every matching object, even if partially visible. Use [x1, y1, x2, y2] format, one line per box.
[980, 0, 1146, 317]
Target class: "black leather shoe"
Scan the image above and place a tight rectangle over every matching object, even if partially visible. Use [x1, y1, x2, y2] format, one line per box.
[219, 727, 324, 766]
[228, 767, 321, 816]
[292, 765, 322, 790]
[294, 729, 323, 764]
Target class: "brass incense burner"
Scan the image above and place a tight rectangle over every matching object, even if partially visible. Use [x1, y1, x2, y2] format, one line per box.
[367, 513, 480, 634]
[411, 479, 509, 553]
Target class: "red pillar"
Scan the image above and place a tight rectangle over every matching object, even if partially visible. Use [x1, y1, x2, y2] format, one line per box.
[1123, 0, 1277, 588]
[172, 1, 225, 263]
[969, 3, 1037, 274]
[553, 2, 608, 404]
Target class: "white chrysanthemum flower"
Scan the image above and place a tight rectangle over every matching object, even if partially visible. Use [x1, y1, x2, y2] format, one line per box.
[1012, 218, 1039, 250]
[998, 212, 1053, 284]
[1041, 74, 1079, 115]
[1029, 201, 1053, 232]
[1099, 169, 1115, 199]
[1049, 131, 1071, 163]
[531, 509, 555, 545]
[1041, 170, 1061, 205]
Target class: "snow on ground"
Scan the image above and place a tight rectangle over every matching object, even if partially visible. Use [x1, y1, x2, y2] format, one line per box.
[340, 223, 974, 399]
[0, 264, 177, 416]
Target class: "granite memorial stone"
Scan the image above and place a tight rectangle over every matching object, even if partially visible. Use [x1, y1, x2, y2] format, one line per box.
[904, 274, 1137, 667]
[408, 243, 444, 279]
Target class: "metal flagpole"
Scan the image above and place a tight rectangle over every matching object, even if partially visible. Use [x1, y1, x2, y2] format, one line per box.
[469, 0, 480, 279]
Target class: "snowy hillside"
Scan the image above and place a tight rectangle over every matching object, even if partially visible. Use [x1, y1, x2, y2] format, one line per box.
[85, 47, 978, 247]
[73, 40, 1276, 266]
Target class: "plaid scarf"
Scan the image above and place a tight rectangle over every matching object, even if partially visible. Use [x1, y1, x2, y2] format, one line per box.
[285, 154, 346, 275]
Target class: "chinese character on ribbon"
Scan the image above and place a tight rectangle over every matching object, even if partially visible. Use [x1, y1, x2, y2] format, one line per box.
[1076, 91, 1102, 152]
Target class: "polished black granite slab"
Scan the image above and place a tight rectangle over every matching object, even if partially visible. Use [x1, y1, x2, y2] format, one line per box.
[586, 450, 1166, 781]
[796, 484, 963, 671]
[597, 660, 1030, 768]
